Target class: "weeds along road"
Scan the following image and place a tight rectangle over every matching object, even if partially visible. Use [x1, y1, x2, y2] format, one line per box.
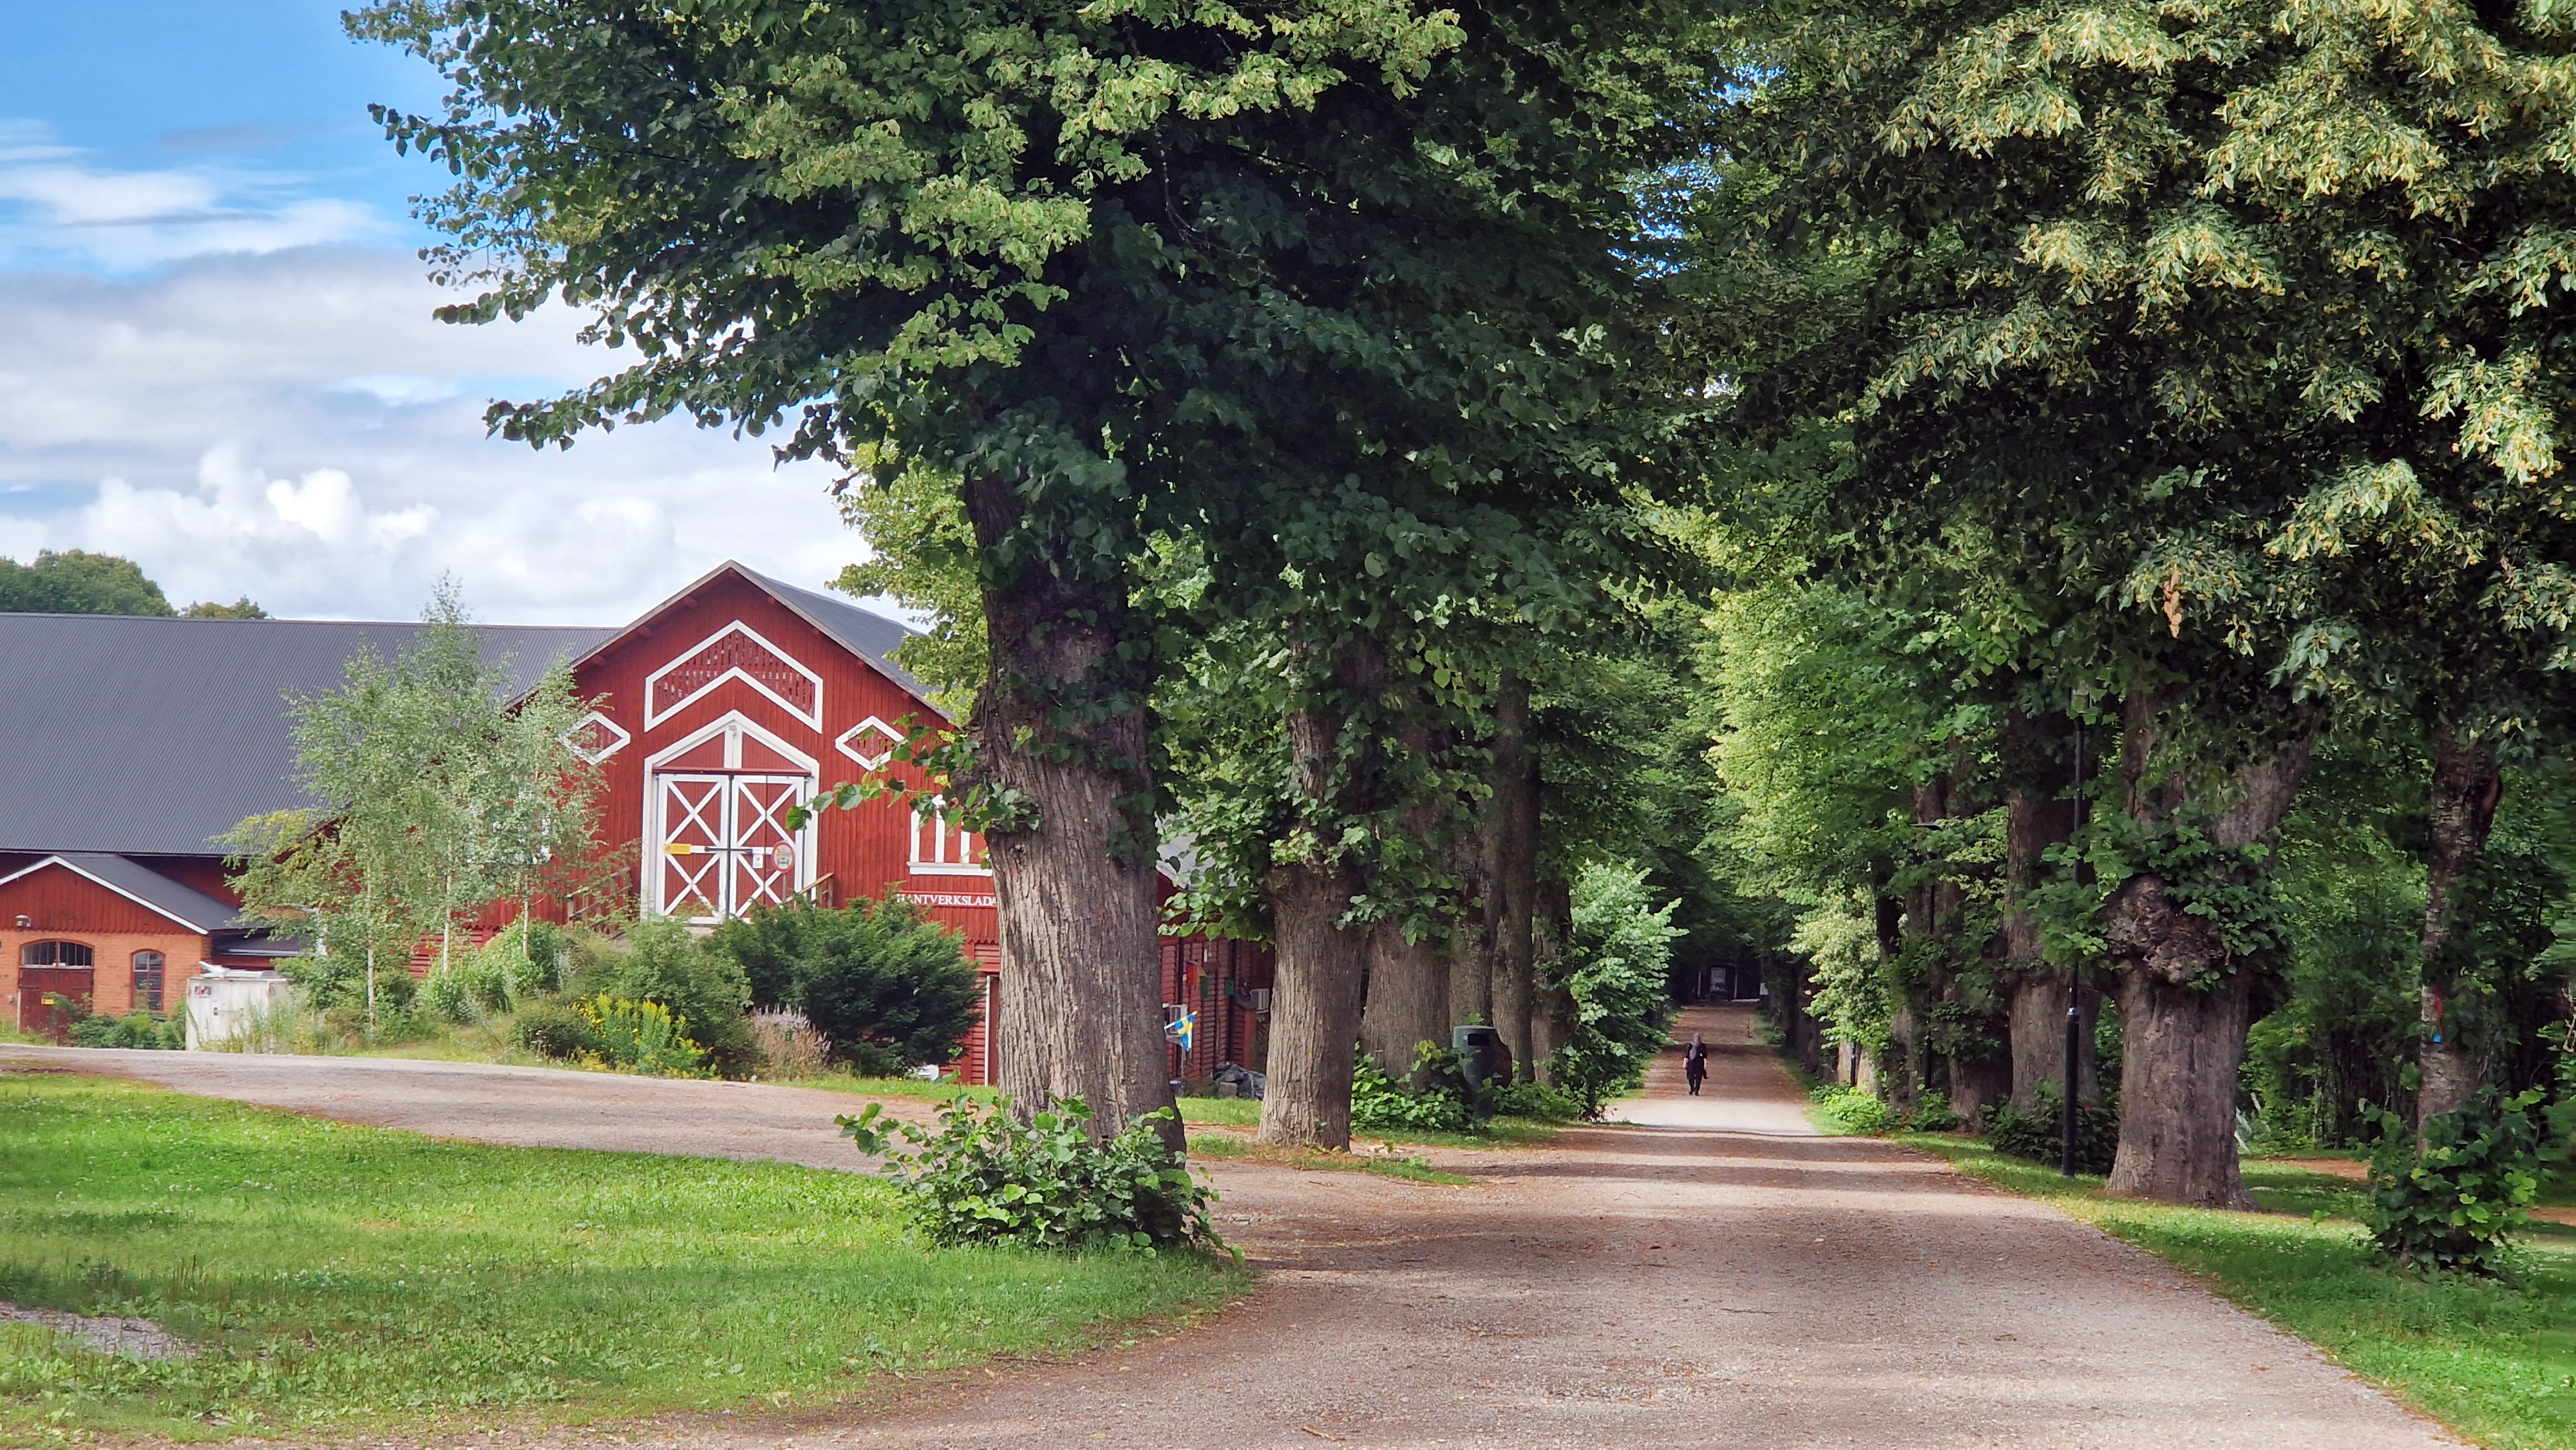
[2, 1010, 2454, 1450]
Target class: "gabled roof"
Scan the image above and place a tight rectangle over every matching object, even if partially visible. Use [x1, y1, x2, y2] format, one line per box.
[0, 852, 246, 933]
[0, 612, 614, 856]
[575, 560, 929, 702]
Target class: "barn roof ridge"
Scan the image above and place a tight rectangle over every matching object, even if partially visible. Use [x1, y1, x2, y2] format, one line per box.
[569, 558, 930, 707]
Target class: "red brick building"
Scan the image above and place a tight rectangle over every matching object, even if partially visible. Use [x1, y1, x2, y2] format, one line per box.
[0, 562, 1269, 1082]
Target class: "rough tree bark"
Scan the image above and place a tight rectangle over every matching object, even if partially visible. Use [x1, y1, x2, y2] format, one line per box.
[2000, 709, 2090, 1112]
[1358, 725, 1451, 1084]
[1264, 857, 1369, 1149]
[1487, 672, 1540, 1080]
[2418, 726, 2503, 1128]
[963, 475, 1174, 1143]
[1359, 915, 1448, 1086]
[1258, 638, 1385, 1151]
[1444, 818, 1493, 1039]
[2101, 692, 2313, 1209]
[1528, 873, 1573, 1083]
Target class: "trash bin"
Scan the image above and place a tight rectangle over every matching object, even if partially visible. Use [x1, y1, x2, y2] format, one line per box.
[1453, 1024, 1502, 1098]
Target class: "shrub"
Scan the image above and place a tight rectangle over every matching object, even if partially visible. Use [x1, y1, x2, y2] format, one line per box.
[577, 996, 712, 1078]
[513, 999, 592, 1059]
[1909, 1090, 1960, 1133]
[838, 1098, 1222, 1252]
[1490, 1078, 1584, 1122]
[1546, 862, 1684, 1116]
[2361, 1085, 2557, 1276]
[574, 919, 758, 1077]
[1811, 1084, 1896, 1135]
[708, 899, 980, 1075]
[1985, 1087, 2119, 1174]
[66, 1012, 182, 1050]
[1351, 1054, 1473, 1134]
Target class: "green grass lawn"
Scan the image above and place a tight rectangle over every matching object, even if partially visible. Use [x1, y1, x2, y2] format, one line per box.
[1905, 1134, 2576, 1450]
[0, 1069, 1244, 1444]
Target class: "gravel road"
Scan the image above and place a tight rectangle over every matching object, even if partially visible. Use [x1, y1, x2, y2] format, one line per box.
[3, 1008, 2454, 1449]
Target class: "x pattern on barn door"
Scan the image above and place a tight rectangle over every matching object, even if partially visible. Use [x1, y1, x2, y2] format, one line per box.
[656, 773, 813, 921]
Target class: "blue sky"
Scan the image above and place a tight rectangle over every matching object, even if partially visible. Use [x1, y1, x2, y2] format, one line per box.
[0, 3, 853, 622]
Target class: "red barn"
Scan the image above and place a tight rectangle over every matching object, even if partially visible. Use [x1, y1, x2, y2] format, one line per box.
[0, 561, 1269, 1084]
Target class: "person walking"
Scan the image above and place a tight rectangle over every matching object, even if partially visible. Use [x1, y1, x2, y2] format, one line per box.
[1683, 1033, 1709, 1097]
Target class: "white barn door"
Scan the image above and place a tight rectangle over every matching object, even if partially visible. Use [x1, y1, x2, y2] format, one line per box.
[654, 771, 813, 921]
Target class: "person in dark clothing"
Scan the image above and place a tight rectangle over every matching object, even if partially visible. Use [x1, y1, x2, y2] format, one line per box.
[1683, 1033, 1709, 1096]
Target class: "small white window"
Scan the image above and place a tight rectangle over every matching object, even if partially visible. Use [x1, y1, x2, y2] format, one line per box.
[909, 805, 990, 876]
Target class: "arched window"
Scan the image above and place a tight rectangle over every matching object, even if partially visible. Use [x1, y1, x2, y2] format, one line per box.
[132, 951, 166, 1013]
[19, 940, 93, 968]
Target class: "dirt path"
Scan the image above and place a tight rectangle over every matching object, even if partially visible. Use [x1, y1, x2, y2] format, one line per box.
[4, 1010, 2454, 1448]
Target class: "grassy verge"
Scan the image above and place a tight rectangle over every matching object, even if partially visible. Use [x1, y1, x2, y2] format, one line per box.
[1901, 1133, 2576, 1450]
[0, 1069, 1245, 1444]
[1182, 1130, 1468, 1185]
[1174, 1095, 1562, 1147]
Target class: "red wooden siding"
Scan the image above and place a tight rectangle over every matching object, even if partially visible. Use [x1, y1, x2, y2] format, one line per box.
[568, 570, 998, 959]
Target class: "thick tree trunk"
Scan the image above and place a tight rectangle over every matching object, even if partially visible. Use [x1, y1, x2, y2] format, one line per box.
[2100, 692, 2312, 1208]
[2107, 965, 2257, 1207]
[2418, 727, 2501, 1128]
[1359, 916, 1448, 1084]
[2000, 710, 2087, 1113]
[1360, 726, 1453, 1085]
[963, 475, 1170, 1142]
[1257, 637, 1383, 1151]
[1444, 819, 1493, 1037]
[1488, 672, 1539, 1080]
[1530, 874, 1573, 1084]
[1263, 860, 1368, 1148]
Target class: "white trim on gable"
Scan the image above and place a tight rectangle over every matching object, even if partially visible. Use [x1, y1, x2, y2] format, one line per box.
[642, 710, 822, 777]
[0, 856, 221, 934]
[835, 715, 905, 770]
[643, 620, 826, 730]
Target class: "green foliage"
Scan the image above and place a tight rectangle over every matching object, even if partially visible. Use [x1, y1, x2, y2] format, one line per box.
[1488, 1079, 1584, 1123]
[1350, 1052, 1473, 1135]
[576, 997, 711, 1079]
[511, 999, 591, 1060]
[0, 549, 174, 616]
[1810, 1086, 1896, 1135]
[0, 1071, 1236, 1440]
[64, 1012, 182, 1050]
[838, 1100, 1222, 1254]
[573, 921, 757, 1078]
[1986, 1089, 2119, 1176]
[180, 595, 268, 619]
[1546, 862, 1683, 1116]
[708, 899, 980, 1076]
[425, 921, 569, 1024]
[2362, 1086, 2557, 1277]
[222, 583, 607, 1026]
[1909, 1090, 1959, 1133]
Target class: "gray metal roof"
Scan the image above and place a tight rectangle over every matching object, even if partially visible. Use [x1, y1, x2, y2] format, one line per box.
[757, 569, 927, 698]
[0, 852, 249, 932]
[0, 613, 615, 856]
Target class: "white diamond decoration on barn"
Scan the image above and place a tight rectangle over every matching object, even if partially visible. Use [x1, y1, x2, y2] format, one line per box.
[562, 710, 632, 764]
[835, 715, 905, 770]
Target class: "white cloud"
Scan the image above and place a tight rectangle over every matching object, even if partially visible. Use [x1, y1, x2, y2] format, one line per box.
[0, 246, 864, 623]
[0, 120, 377, 270]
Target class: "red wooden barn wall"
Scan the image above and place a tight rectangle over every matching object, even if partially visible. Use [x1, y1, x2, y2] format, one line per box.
[568, 569, 1005, 1080]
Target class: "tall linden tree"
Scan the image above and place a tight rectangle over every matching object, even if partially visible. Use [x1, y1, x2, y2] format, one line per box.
[1700, 0, 2576, 1201]
[351, 0, 1706, 1138]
